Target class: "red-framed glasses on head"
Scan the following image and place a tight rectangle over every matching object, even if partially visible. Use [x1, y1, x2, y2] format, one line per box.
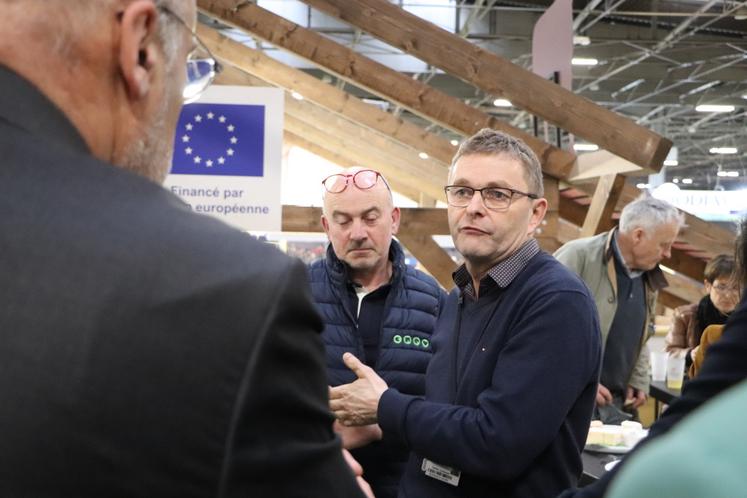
[322, 169, 390, 193]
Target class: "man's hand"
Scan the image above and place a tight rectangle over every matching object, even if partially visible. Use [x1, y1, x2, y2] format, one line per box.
[596, 383, 613, 406]
[625, 386, 648, 409]
[329, 353, 388, 426]
[333, 420, 383, 449]
[342, 449, 376, 498]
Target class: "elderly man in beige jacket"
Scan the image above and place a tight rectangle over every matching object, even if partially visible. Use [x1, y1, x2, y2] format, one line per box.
[555, 196, 682, 423]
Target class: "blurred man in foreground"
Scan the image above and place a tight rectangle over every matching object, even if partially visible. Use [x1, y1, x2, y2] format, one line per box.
[0, 1, 366, 496]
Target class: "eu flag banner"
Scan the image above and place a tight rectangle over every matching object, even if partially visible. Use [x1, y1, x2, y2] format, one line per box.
[164, 86, 284, 232]
[171, 103, 265, 177]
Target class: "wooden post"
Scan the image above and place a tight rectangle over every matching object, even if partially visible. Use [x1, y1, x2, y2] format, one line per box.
[579, 174, 626, 237]
[397, 233, 456, 290]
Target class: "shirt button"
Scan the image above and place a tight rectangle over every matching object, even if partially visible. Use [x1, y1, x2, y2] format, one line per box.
[608, 296, 615, 303]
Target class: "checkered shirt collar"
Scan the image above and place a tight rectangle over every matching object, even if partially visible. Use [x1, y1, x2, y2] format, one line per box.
[453, 238, 540, 299]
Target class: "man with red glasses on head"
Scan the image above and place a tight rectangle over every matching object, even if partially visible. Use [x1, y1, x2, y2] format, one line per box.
[0, 1, 369, 497]
[328, 130, 602, 498]
[308, 167, 447, 498]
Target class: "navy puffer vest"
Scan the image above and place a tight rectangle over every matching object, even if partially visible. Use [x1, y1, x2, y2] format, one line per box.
[308, 240, 445, 392]
[308, 240, 446, 498]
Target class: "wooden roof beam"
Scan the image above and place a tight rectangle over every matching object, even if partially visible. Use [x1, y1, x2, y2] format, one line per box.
[285, 97, 450, 192]
[579, 174, 626, 238]
[282, 206, 454, 288]
[215, 65, 441, 201]
[282, 206, 449, 235]
[300, 0, 672, 173]
[196, 0, 577, 180]
[199, 25, 457, 165]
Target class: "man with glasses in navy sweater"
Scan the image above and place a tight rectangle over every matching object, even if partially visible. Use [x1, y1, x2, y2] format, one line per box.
[330, 129, 602, 498]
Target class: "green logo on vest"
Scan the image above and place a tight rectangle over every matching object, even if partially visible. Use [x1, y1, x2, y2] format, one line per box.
[392, 335, 430, 349]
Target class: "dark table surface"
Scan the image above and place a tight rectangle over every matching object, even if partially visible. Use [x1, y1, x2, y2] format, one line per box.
[580, 450, 623, 486]
[649, 380, 682, 405]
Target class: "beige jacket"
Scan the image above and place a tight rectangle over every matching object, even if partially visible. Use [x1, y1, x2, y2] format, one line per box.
[554, 229, 668, 392]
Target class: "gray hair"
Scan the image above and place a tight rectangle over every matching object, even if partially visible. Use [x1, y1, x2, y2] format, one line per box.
[155, 0, 183, 66]
[619, 195, 684, 234]
[450, 128, 544, 197]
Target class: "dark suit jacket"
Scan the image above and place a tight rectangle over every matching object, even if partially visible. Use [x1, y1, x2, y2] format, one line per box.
[559, 292, 747, 498]
[0, 65, 363, 498]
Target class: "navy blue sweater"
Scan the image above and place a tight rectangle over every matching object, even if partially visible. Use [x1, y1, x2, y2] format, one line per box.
[308, 241, 446, 498]
[378, 252, 602, 498]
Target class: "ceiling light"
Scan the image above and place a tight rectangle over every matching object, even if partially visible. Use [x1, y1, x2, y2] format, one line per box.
[685, 81, 721, 97]
[672, 178, 680, 184]
[572, 57, 599, 66]
[573, 35, 591, 46]
[663, 159, 678, 166]
[682, 178, 693, 184]
[710, 147, 738, 154]
[660, 265, 676, 276]
[493, 98, 512, 107]
[291, 91, 304, 101]
[418, 152, 429, 160]
[636, 183, 650, 189]
[450, 139, 459, 146]
[717, 171, 740, 177]
[612, 79, 644, 97]
[695, 104, 735, 113]
[573, 143, 599, 151]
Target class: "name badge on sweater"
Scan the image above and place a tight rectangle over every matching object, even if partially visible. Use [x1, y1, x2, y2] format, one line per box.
[421, 458, 461, 486]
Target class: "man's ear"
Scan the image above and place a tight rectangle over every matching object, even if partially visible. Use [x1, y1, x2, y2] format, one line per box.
[390, 206, 401, 235]
[527, 197, 548, 235]
[117, 1, 159, 100]
[321, 214, 330, 235]
[631, 227, 646, 245]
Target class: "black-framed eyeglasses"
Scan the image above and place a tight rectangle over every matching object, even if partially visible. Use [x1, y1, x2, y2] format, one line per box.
[322, 169, 391, 193]
[158, 6, 223, 103]
[444, 185, 538, 211]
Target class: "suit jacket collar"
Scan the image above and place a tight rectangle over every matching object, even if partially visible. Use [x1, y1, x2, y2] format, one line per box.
[0, 64, 89, 155]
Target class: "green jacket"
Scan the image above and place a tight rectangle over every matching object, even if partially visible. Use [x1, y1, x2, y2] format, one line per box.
[554, 229, 668, 392]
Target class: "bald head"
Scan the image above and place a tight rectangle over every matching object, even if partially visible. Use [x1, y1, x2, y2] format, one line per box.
[321, 168, 400, 286]
[322, 167, 393, 216]
[0, 0, 195, 183]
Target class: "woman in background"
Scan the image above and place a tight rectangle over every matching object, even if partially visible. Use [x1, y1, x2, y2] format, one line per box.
[665, 254, 739, 368]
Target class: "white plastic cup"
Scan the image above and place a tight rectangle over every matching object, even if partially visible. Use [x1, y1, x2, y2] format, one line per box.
[650, 351, 667, 382]
[666, 354, 686, 389]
